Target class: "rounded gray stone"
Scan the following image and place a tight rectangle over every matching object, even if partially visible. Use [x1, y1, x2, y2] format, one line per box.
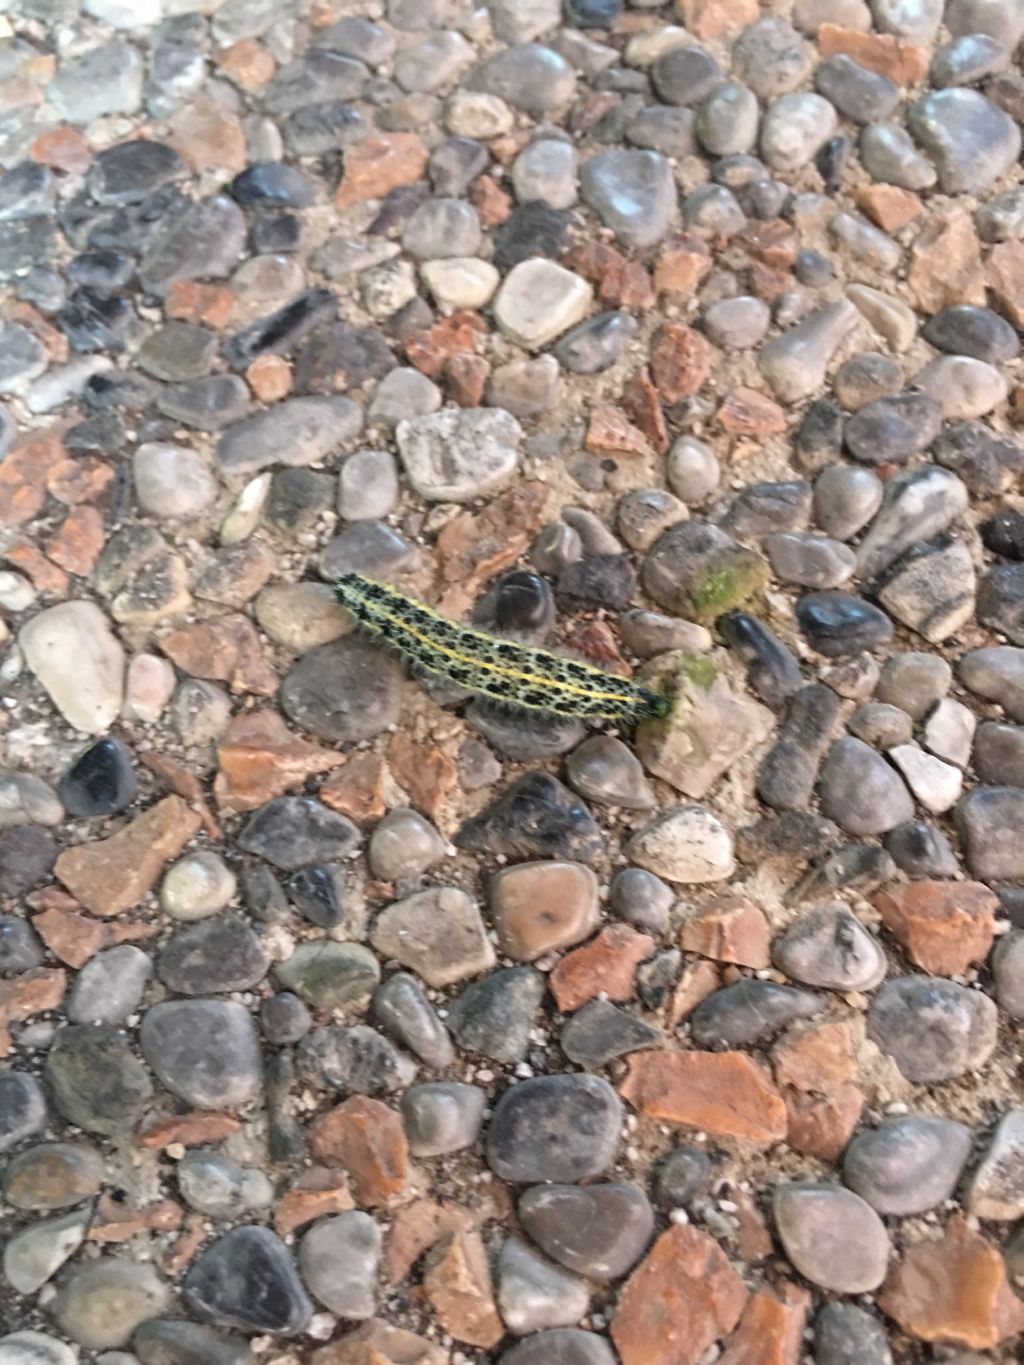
[867, 976, 998, 1082]
[842, 1114, 972, 1214]
[496, 1237, 589, 1335]
[401, 1081, 486, 1156]
[281, 638, 403, 744]
[772, 904, 886, 991]
[67, 945, 152, 1024]
[579, 149, 676, 249]
[368, 808, 446, 881]
[298, 1213, 380, 1319]
[517, 1182, 653, 1281]
[139, 1000, 262, 1109]
[819, 737, 914, 835]
[499, 1330, 617, 1365]
[487, 1074, 622, 1184]
[177, 1150, 274, 1218]
[51, 1261, 170, 1351]
[276, 943, 380, 1009]
[183, 1226, 313, 1336]
[370, 887, 495, 988]
[0, 1072, 47, 1154]
[908, 89, 1020, 194]
[45, 1025, 153, 1136]
[773, 1183, 890, 1292]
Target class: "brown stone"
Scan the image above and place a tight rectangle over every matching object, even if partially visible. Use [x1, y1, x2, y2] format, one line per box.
[586, 404, 654, 459]
[880, 1216, 1024, 1349]
[565, 619, 631, 676]
[137, 1111, 241, 1150]
[246, 354, 292, 402]
[47, 456, 115, 506]
[386, 1197, 476, 1284]
[313, 1319, 448, 1365]
[818, 23, 929, 83]
[30, 125, 91, 173]
[29, 895, 157, 969]
[472, 173, 512, 226]
[386, 733, 459, 828]
[55, 795, 202, 917]
[738, 220, 798, 270]
[772, 1016, 862, 1095]
[445, 352, 489, 407]
[490, 861, 600, 962]
[89, 1193, 183, 1243]
[719, 1285, 810, 1365]
[4, 542, 69, 597]
[677, 0, 758, 41]
[45, 506, 105, 577]
[160, 1213, 206, 1278]
[717, 388, 787, 438]
[620, 1050, 787, 1146]
[622, 369, 669, 454]
[321, 752, 388, 825]
[160, 613, 278, 696]
[213, 709, 344, 812]
[336, 132, 429, 209]
[0, 433, 64, 528]
[274, 1179, 355, 1236]
[668, 958, 721, 1028]
[434, 482, 548, 598]
[783, 1083, 864, 1161]
[165, 281, 235, 329]
[217, 38, 276, 90]
[549, 924, 656, 1012]
[139, 752, 221, 840]
[602, 256, 656, 311]
[0, 968, 66, 1025]
[611, 1223, 749, 1365]
[733, 1188, 773, 1262]
[405, 311, 485, 379]
[908, 208, 985, 314]
[194, 544, 274, 609]
[423, 1229, 503, 1351]
[856, 184, 923, 232]
[11, 302, 67, 364]
[749, 261, 792, 303]
[679, 895, 771, 968]
[170, 97, 247, 175]
[650, 323, 713, 404]
[873, 880, 997, 975]
[308, 1097, 408, 1207]
[986, 238, 1024, 328]
[654, 235, 712, 295]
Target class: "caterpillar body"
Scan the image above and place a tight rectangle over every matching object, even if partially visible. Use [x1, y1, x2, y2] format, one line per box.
[336, 573, 668, 724]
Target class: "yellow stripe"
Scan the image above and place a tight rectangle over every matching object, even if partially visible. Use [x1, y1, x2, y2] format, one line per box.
[361, 595, 632, 705]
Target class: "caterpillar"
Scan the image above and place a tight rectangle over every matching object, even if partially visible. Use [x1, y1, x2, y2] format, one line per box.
[335, 573, 668, 724]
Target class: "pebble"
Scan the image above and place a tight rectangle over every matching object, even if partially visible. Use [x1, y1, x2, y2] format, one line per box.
[371, 887, 495, 987]
[67, 945, 152, 1024]
[368, 368, 441, 426]
[702, 295, 770, 350]
[844, 391, 942, 466]
[608, 867, 673, 935]
[856, 466, 969, 581]
[281, 638, 402, 743]
[907, 89, 1020, 194]
[177, 1150, 273, 1218]
[759, 299, 858, 403]
[20, 602, 125, 734]
[51, 1262, 170, 1350]
[760, 93, 838, 172]
[992, 929, 1024, 1018]
[766, 533, 855, 589]
[497, 1238, 589, 1335]
[922, 304, 1019, 363]
[555, 311, 637, 374]
[5, 1206, 88, 1294]
[401, 1081, 486, 1156]
[0, 774, 61, 831]
[561, 1000, 660, 1068]
[565, 735, 655, 809]
[816, 55, 898, 122]
[487, 356, 561, 419]
[848, 701, 913, 748]
[486, 1074, 621, 1184]
[842, 1115, 973, 1214]
[0, 1073, 47, 1154]
[157, 914, 270, 995]
[494, 258, 592, 350]
[4, 1142, 104, 1211]
[474, 43, 576, 116]
[958, 784, 1024, 879]
[397, 406, 521, 500]
[691, 979, 823, 1048]
[959, 645, 1024, 720]
[628, 805, 734, 883]
[132, 1321, 250, 1365]
[967, 1109, 1024, 1219]
[260, 992, 312, 1045]
[46, 1024, 153, 1136]
[217, 396, 362, 476]
[499, 1330, 616, 1365]
[139, 999, 262, 1108]
[276, 943, 380, 1008]
[773, 903, 886, 991]
[652, 44, 721, 105]
[579, 149, 676, 248]
[447, 967, 546, 1064]
[813, 465, 883, 541]
[160, 851, 236, 921]
[183, 1227, 312, 1334]
[797, 591, 894, 658]
[297, 1023, 416, 1095]
[298, 1213, 380, 1319]
[0, 1336, 76, 1365]
[372, 972, 455, 1070]
[696, 82, 760, 156]
[773, 1183, 890, 1293]
[819, 736, 913, 833]
[813, 1303, 894, 1365]
[456, 773, 605, 865]
[867, 975, 998, 1081]
[915, 354, 1007, 420]
[666, 437, 721, 503]
[886, 818, 960, 878]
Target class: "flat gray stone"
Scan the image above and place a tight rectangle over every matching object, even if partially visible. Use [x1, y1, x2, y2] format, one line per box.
[580, 149, 676, 248]
[217, 397, 362, 476]
[867, 975, 998, 1082]
[842, 1115, 972, 1214]
[396, 406, 521, 501]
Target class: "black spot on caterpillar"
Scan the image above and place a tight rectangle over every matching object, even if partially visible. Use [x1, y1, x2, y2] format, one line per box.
[336, 573, 669, 724]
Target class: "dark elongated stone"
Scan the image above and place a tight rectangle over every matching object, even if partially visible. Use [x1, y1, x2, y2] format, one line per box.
[223, 289, 338, 370]
[719, 611, 802, 706]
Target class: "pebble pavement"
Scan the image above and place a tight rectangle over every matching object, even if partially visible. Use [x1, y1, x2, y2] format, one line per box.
[1, 0, 1024, 1362]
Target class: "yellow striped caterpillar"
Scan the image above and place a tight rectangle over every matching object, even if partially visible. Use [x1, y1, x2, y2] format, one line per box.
[335, 573, 668, 724]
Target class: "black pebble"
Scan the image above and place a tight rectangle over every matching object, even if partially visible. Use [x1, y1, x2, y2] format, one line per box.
[59, 737, 138, 818]
[982, 507, 1024, 560]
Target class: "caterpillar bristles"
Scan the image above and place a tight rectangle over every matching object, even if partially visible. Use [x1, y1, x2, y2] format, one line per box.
[335, 573, 667, 725]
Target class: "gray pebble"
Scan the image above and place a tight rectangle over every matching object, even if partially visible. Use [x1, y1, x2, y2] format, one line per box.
[133, 1320, 249, 1365]
[696, 82, 760, 157]
[368, 368, 441, 427]
[758, 684, 839, 811]
[844, 391, 942, 466]
[885, 819, 960, 878]
[655, 1144, 712, 1210]
[819, 737, 913, 834]
[856, 466, 968, 581]
[275, 943, 381, 1009]
[338, 449, 398, 522]
[813, 464, 883, 541]
[260, 992, 312, 1045]
[967, 1108, 1024, 1219]
[833, 352, 902, 411]
[368, 808, 445, 881]
[908, 88, 1020, 194]
[554, 311, 637, 374]
[652, 44, 721, 106]
[814, 1304, 893, 1365]
[401, 1081, 486, 1156]
[486, 356, 561, 419]
[0, 916, 45, 975]
[579, 149, 676, 248]
[773, 1183, 890, 1292]
[298, 1212, 380, 1318]
[67, 945, 152, 1025]
[760, 93, 838, 173]
[497, 1238, 589, 1335]
[933, 32, 1011, 86]
[447, 967, 546, 1064]
[958, 785, 1024, 880]
[627, 105, 699, 159]
[177, 1150, 274, 1218]
[848, 701, 913, 749]
[518, 1182, 652, 1281]
[766, 533, 855, 589]
[993, 929, 1024, 1018]
[0, 1072, 47, 1154]
[281, 638, 402, 744]
[397, 406, 520, 502]
[4, 1206, 90, 1295]
[183, 1226, 312, 1335]
[487, 1073, 621, 1184]
[371, 887, 494, 987]
[560, 1000, 660, 1069]
[140, 1000, 262, 1109]
[973, 720, 1024, 785]
[217, 396, 362, 477]
[4, 1142, 104, 1211]
[157, 914, 269, 996]
[297, 1024, 416, 1096]
[372, 972, 454, 1070]
[691, 979, 823, 1049]
[499, 1331, 616, 1365]
[859, 122, 937, 189]
[815, 55, 898, 122]
[51, 1262, 169, 1351]
[565, 735, 655, 810]
[759, 299, 858, 404]
[842, 1114, 972, 1214]
[867, 975, 998, 1081]
[513, 138, 578, 209]
[46, 1025, 153, 1136]
[617, 489, 686, 554]
[733, 17, 811, 98]
[773, 903, 886, 991]
[608, 867, 672, 935]
[703, 295, 769, 350]
[473, 43, 576, 117]
[666, 436, 720, 503]
[401, 198, 481, 260]
[960, 645, 1024, 720]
